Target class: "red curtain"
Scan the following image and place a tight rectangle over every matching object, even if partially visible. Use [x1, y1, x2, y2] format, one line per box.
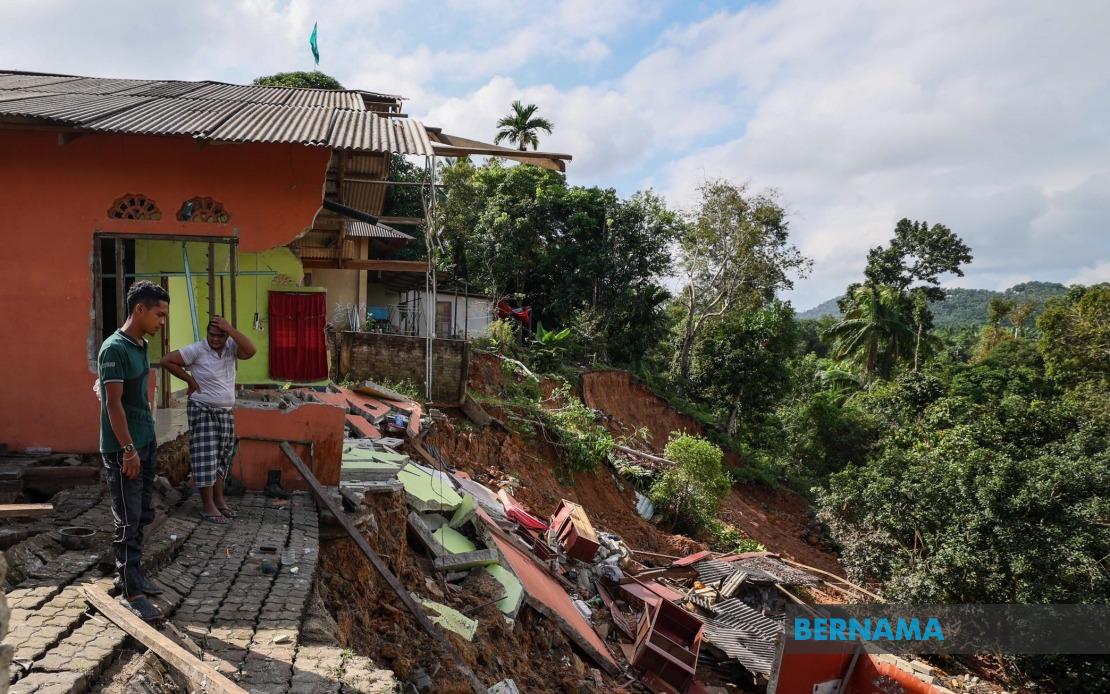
[269, 292, 328, 381]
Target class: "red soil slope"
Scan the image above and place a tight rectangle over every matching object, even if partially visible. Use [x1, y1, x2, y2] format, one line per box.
[580, 370, 843, 576]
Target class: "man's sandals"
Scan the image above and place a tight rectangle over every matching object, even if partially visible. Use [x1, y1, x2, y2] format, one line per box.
[199, 511, 229, 524]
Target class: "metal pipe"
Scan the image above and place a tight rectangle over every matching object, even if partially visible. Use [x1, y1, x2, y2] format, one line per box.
[114, 239, 125, 324]
[207, 242, 216, 321]
[229, 235, 239, 328]
[181, 243, 201, 342]
[101, 271, 276, 279]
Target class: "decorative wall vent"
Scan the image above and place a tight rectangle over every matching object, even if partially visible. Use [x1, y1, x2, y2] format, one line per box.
[107, 194, 161, 220]
[177, 197, 230, 223]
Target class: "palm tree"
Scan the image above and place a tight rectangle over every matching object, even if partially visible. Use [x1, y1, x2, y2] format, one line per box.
[823, 284, 915, 380]
[494, 101, 554, 151]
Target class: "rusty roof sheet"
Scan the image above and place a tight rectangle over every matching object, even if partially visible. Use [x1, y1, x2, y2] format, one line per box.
[0, 70, 425, 155]
[731, 557, 820, 586]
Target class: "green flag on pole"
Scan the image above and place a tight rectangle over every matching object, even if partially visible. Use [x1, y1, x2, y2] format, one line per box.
[309, 22, 319, 67]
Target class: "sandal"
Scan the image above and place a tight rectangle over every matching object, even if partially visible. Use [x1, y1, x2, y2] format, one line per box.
[199, 512, 228, 525]
[217, 507, 237, 519]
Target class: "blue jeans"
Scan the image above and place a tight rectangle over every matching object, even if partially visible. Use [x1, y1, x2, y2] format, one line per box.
[102, 440, 157, 598]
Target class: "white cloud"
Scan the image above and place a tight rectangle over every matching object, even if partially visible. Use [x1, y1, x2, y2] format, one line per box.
[1, 0, 1106, 308]
[1068, 262, 1110, 286]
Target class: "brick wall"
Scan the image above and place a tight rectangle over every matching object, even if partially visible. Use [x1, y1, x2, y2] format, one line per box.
[336, 331, 469, 404]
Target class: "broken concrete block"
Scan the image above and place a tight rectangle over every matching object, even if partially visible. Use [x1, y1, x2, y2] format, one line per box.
[397, 464, 462, 512]
[433, 549, 500, 572]
[449, 493, 476, 529]
[488, 679, 520, 694]
[419, 599, 478, 641]
[483, 564, 521, 617]
[407, 512, 447, 557]
[432, 525, 477, 554]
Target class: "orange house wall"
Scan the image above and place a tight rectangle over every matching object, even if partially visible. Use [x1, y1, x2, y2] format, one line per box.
[0, 130, 331, 453]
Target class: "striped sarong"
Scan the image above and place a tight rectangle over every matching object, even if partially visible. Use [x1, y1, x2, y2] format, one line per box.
[187, 399, 235, 488]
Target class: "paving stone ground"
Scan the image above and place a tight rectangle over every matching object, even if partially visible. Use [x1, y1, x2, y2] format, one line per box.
[3, 490, 396, 694]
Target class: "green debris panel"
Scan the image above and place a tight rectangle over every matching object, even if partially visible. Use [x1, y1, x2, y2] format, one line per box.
[421, 599, 478, 641]
[432, 525, 477, 554]
[449, 493, 476, 528]
[484, 564, 524, 616]
[397, 464, 463, 511]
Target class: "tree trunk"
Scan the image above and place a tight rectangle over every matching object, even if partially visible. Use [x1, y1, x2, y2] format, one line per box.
[677, 289, 697, 382]
[914, 321, 923, 371]
[726, 391, 743, 436]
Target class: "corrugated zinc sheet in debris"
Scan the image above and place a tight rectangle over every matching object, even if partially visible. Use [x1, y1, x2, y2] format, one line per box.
[701, 618, 779, 677]
[732, 557, 820, 586]
[695, 558, 778, 585]
[711, 598, 783, 640]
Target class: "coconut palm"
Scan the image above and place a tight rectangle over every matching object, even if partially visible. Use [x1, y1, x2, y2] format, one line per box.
[823, 284, 915, 380]
[494, 101, 554, 151]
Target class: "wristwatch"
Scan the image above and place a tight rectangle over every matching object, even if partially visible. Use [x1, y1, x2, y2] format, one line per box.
[123, 443, 136, 454]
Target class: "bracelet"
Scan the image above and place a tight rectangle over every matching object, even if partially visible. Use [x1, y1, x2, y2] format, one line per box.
[123, 449, 139, 460]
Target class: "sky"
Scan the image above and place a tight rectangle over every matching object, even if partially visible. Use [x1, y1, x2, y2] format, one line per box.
[3, 0, 1108, 309]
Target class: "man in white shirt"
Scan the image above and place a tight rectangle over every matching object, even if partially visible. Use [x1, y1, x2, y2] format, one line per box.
[160, 316, 256, 524]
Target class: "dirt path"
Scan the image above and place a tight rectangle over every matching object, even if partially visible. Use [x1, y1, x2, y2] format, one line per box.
[580, 369, 844, 575]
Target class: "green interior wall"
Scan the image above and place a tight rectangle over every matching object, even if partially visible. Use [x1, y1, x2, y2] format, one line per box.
[134, 240, 325, 388]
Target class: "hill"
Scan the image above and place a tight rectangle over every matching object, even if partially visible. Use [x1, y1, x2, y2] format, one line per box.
[799, 281, 1069, 328]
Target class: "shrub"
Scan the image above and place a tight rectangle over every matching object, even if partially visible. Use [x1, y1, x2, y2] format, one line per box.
[650, 434, 731, 534]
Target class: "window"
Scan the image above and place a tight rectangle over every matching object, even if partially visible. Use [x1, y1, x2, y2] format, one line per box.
[108, 194, 161, 220]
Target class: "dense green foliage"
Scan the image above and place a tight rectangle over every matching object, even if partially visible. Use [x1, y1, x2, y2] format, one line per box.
[649, 434, 731, 533]
[253, 71, 344, 89]
[440, 159, 681, 367]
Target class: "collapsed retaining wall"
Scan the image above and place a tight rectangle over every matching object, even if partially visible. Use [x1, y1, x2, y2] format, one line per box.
[335, 331, 469, 404]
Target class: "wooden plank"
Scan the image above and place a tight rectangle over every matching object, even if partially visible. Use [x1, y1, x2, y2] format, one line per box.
[301, 258, 429, 273]
[0, 503, 53, 518]
[375, 216, 427, 226]
[279, 442, 486, 694]
[82, 585, 249, 694]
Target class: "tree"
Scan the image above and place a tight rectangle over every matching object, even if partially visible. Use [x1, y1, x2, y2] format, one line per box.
[824, 284, 915, 380]
[675, 180, 810, 382]
[1008, 301, 1037, 337]
[691, 300, 798, 436]
[649, 434, 731, 534]
[842, 219, 972, 371]
[494, 101, 554, 151]
[439, 160, 681, 366]
[253, 71, 344, 89]
[1038, 283, 1110, 387]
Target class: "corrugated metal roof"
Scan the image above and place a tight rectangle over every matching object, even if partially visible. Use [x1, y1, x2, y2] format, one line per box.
[89, 98, 244, 136]
[206, 103, 334, 145]
[0, 92, 152, 124]
[331, 110, 432, 155]
[346, 220, 414, 240]
[0, 70, 426, 155]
